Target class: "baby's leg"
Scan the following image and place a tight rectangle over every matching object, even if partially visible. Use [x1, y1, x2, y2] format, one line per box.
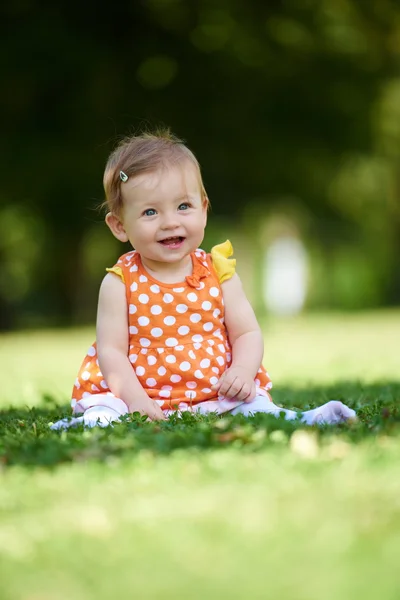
[50, 394, 128, 430]
[230, 394, 356, 425]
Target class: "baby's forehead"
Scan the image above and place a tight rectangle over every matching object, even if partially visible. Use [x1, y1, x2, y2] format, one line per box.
[124, 161, 201, 196]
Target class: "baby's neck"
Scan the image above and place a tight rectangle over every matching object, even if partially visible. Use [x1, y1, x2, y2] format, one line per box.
[140, 255, 193, 284]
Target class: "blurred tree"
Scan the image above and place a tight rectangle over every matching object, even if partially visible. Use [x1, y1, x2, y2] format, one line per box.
[1, 0, 399, 327]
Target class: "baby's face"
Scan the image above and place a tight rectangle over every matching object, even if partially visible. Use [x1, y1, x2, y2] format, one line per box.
[115, 161, 207, 269]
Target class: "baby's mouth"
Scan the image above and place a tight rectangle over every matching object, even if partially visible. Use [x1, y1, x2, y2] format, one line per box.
[158, 236, 185, 246]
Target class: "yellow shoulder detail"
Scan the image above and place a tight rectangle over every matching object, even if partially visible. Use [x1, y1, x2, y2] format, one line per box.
[210, 240, 236, 284]
[105, 266, 125, 284]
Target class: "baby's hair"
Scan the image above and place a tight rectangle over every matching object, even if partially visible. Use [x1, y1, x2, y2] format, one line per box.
[102, 127, 209, 216]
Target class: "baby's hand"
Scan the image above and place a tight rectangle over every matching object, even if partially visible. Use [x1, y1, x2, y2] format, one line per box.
[128, 396, 166, 421]
[212, 366, 256, 403]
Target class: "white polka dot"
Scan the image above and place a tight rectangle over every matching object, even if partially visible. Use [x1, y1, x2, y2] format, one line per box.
[166, 355, 176, 363]
[151, 327, 163, 338]
[200, 358, 210, 369]
[213, 329, 221, 337]
[155, 399, 164, 406]
[176, 304, 188, 313]
[136, 366, 145, 376]
[140, 338, 151, 347]
[147, 355, 157, 366]
[166, 338, 178, 347]
[164, 315, 176, 326]
[201, 301, 212, 311]
[173, 287, 185, 292]
[100, 380, 109, 389]
[187, 292, 198, 302]
[74, 379, 80, 389]
[192, 334, 203, 343]
[129, 354, 138, 363]
[140, 348, 148, 354]
[129, 304, 137, 314]
[203, 322, 213, 332]
[159, 390, 171, 398]
[178, 325, 190, 335]
[87, 346, 96, 357]
[85, 361, 91, 369]
[82, 392, 91, 398]
[129, 326, 138, 334]
[207, 339, 215, 346]
[146, 378, 157, 387]
[139, 294, 149, 304]
[130, 282, 138, 292]
[185, 390, 197, 399]
[201, 388, 212, 393]
[218, 344, 225, 352]
[81, 370, 90, 381]
[150, 284, 160, 293]
[209, 287, 219, 297]
[212, 367, 220, 374]
[91, 384, 100, 392]
[162, 385, 173, 391]
[138, 316, 149, 326]
[194, 370, 204, 379]
[163, 293, 174, 303]
[179, 361, 191, 372]
[226, 353, 231, 362]
[186, 381, 197, 389]
[193, 343, 201, 350]
[151, 304, 162, 315]
[206, 347, 214, 356]
[158, 366, 167, 376]
[175, 345, 184, 351]
[139, 274, 148, 283]
[210, 376, 219, 385]
[197, 282, 205, 290]
[255, 378, 261, 386]
[188, 350, 196, 360]
[190, 313, 202, 323]
[171, 374, 182, 383]
[130, 264, 138, 272]
[213, 309, 220, 318]
[216, 356, 225, 366]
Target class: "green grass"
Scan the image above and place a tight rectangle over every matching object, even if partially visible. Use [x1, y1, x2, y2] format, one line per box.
[1, 310, 400, 600]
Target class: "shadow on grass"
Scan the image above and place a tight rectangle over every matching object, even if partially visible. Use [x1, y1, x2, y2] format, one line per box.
[1, 381, 399, 469]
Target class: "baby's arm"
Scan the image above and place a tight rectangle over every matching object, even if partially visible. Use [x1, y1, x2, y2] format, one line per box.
[96, 273, 165, 420]
[212, 273, 264, 402]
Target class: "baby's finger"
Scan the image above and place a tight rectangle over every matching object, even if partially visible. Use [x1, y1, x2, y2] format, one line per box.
[224, 378, 244, 399]
[212, 371, 228, 392]
[234, 383, 251, 402]
[217, 375, 236, 397]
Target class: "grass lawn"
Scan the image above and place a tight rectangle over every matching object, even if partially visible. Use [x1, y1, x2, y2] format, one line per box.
[1, 310, 400, 599]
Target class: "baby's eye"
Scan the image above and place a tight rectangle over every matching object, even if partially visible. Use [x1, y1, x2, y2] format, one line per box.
[178, 203, 190, 211]
[143, 208, 157, 217]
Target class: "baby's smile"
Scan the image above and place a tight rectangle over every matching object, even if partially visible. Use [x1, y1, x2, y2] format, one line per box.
[158, 236, 185, 248]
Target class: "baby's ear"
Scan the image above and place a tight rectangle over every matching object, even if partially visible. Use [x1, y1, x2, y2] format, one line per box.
[105, 212, 129, 242]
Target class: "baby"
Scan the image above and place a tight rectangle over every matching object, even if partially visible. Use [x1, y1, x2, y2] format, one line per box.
[51, 130, 356, 429]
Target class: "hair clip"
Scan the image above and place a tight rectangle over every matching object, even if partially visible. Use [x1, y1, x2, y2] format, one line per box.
[120, 170, 129, 182]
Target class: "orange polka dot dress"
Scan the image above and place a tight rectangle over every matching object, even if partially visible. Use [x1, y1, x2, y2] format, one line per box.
[72, 241, 272, 411]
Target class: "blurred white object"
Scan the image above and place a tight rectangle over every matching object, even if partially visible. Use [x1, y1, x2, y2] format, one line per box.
[263, 236, 308, 315]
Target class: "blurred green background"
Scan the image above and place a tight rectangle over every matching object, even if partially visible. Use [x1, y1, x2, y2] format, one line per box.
[1, 0, 400, 330]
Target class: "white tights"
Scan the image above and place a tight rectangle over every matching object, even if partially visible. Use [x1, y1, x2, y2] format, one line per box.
[50, 394, 356, 430]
